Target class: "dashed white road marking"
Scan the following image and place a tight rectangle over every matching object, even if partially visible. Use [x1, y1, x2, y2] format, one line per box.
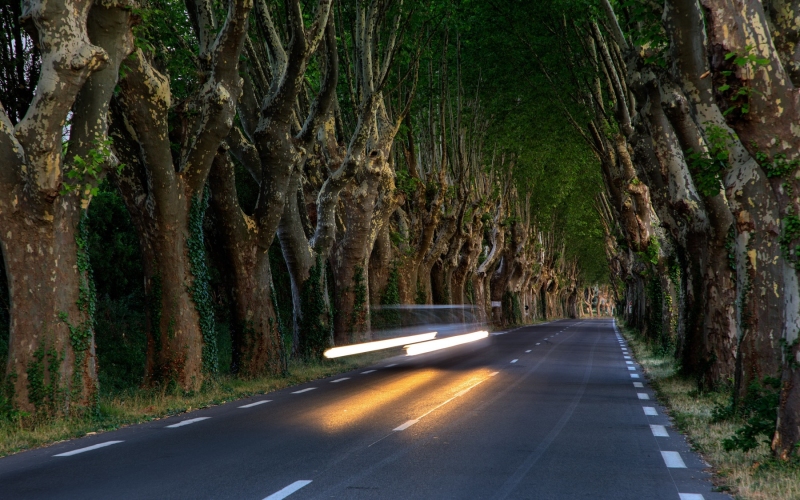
[510, 359, 518, 364]
[661, 451, 687, 468]
[239, 400, 271, 408]
[525, 350, 531, 353]
[650, 424, 669, 437]
[53, 441, 123, 457]
[678, 494, 705, 500]
[631, 374, 640, 379]
[394, 419, 419, 431]
[292, 388, 317, 394]
[166, 417, 210, 428]
[633, 382, 643, 388]
[624, 356, 631, 359]
[331, 378, 349, 383]
[628, 367, 636, 371]
[490, 371, 499, 376]
[263, 480, 312, 500]
[536, 343, 541, 345]
[626, 361, 634, 365]
[637, 393, 650, 400]
[385, 364, 397, 367]
[361, 370, 376, 374]
[643, 406, 657, 416]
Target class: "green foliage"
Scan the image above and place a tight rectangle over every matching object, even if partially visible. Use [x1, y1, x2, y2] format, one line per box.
[61, 138, 120, 198]
[348, 266, 368, 338]
[779, 212, 800, 266]
[619, 0, 667, 67]
[298, 256, 331, 360]
[637, 236, 660, 266]
[722, 377, 781, 453]
[685, 124, 730, 197]
[188, 190, 217, 374]
[25, 341, 62, 415]
[754, 150, 800, 179]
[502, 291, 522, 325]
[718, 46, 770, 116]
[395, 170, 421, 197]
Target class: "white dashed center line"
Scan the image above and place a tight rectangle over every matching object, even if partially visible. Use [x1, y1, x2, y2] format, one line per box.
[292, 388, 316, 394]
[650, 424, 669, 437]
[53, 441, 123, 457]
[637, 393, 650, 400]
[394, 419, 419, 431]
[661, 451, 687, 468]
[263, 480, 312, 500]
[678, 494, 705, 500]
[624, 356, 631, 359]
[361, 370, 376, 374]
[633, 382, 643, 388]
[510, 359, 518, 363]
[385, 364, 397, 367]
[239, 400, 271, 408]
[628, 367, 636, 371]
[490, 371, 499, 376]
[166, 417, 210, 428]
[643, 406, 658, 416]
[631, 374, 640, 378]
[626, 361, 634, 365]
[525, 350, 531, 353]
[331, 378, 349, 383]
[536, 343, 540, 345]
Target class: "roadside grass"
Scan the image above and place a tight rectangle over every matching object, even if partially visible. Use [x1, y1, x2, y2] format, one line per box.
[0, 349, 396, 458]
[620, 325, 800, 500]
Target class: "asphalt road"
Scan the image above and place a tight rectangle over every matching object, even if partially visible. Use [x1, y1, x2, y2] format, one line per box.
[0, 319, 729, 500]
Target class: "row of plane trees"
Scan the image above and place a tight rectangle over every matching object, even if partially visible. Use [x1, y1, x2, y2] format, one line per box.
[507, 0, 800, 459]
[0, 0, 582, 416]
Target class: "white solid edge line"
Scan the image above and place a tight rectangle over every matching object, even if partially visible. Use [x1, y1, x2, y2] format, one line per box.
[331, 378, 349, 383]
[393, 419, 419, 431]
[292, 388, 317, 394]
[678, 494, 705, 500]
[643, 406, 657, 416]
[54, 441, 123, 457]
[637, 393, 650, 400]
[166, 417, 210, 428]
[650, 424, 669, 437]
[262, 480, 313, 500]
[239, 400, 272, 408]
[661, 451, 687, 468]
[633, 382, 644, 387]
[510, 359, 518, 363]
[631, 374, 640, 378]
[361, 370, 376, 374]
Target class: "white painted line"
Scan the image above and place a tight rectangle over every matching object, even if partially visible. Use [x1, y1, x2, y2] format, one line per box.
[637, 393, 650, 400]
[679, 494, 705, 500]
[624, 356, 631, 359]
[330, 378, 349, 383]
[166, 417, 210, 428]
[661, 451, 687, 468]
[393, 419, 419, 431]
[239, 400, 271, 408]
[263, 480, 312, 500]
[361, 370, 376, 374]
[510, 359, 518, 363]
[644, 406, 657, 416]
[628, 367, 636, 371]
[631, 374, 640, 379]
[385, 364, 397, 367]
[626, 361, 634, 365]
[490, 371, 499, 376]
[650, 424, 669, 437]
[633, 382, 643, 388]
[525, 350, 531, 353]
[54, 441, 123, 457]
[536, 343, 540, 345]
[292, 388, 317, 394]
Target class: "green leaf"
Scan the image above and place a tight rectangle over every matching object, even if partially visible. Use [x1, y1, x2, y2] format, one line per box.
[718, 84, 730, 92]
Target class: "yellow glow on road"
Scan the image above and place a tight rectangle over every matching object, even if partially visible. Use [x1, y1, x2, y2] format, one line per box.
[404, 331, 489, 356]
[323, 332, 437, 358]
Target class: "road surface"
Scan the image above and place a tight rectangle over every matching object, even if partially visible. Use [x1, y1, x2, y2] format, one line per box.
[0, 319, 728, 499]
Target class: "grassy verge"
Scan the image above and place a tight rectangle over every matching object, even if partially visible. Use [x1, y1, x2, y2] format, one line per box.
[0, 349, 396, 458]
[620, 325, 800, 500]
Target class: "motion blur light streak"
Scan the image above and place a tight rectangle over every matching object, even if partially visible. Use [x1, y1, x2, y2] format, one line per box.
[323, 332, 437, 358]
[405, 331, 489, 356]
